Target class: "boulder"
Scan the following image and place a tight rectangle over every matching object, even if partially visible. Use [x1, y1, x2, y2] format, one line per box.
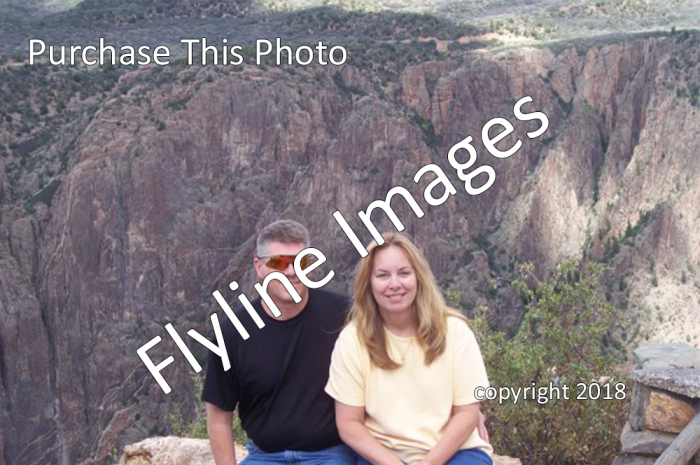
[620, 422, 675, 455]
[118, 437, 247, 465]
[611, 455, 656, 465]
[118, 437, 521, 465]
[634, 344, 700, 370]
[630, 384, 696, 433]
[633, 368, 700, 399]
[493, 455, 523, 465]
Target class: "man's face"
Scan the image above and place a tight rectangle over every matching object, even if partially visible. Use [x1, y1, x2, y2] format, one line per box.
[254, 241, 309, 305]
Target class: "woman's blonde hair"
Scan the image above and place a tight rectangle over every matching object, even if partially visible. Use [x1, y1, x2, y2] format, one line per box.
[348, 232, 466, 369]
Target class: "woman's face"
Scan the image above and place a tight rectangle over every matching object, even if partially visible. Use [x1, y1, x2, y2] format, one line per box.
[370, 245, 418, 317]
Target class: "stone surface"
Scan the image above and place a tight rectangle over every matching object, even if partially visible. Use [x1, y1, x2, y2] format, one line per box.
[118, 437, 247, 465]
[630, 384, 651, 431]
[611, 455, 657, 465]
[634, 369, 700, 399]
[620, 421, 675, 455]
[630, 384, 697, 433]
[634, 344, 700, 370]
[645, 390, 696, 434]
[493, 455, 523, 465]
[118, 438, 520, 465]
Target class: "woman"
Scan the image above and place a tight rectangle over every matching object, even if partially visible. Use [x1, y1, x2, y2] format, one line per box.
[325, 233, 493, 465]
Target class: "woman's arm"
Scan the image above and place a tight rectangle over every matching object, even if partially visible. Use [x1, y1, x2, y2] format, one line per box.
[418, 402, 480, 465]
[336, 401, 405, 465]
[476, 410, 489, 443]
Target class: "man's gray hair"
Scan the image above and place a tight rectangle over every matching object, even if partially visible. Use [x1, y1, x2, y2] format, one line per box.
[256, 220, 310, 256]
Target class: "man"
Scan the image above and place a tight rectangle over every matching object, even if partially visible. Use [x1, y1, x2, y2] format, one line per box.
[203, 220, 355, 464]
[202, 220, 488, 464]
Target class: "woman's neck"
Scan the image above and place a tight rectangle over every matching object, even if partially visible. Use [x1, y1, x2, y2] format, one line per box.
[381, 309, 415, 337]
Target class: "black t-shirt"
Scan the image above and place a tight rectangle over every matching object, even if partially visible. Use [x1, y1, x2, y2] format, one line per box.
[201, 288, 350, 452]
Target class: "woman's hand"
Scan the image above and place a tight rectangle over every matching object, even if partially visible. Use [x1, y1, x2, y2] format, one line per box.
[412, 407, 487, 465]
[477, 410, 490, 443]
[335, 401, 405, 465]
[420, 403, 481, 465]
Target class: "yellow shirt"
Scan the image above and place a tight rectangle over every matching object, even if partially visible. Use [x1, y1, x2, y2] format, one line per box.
[325, 316, 493, 463]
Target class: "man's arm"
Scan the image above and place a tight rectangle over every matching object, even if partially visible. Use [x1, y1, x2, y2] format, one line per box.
[418, 403, 480, 465]
[206, 402, 237, 465]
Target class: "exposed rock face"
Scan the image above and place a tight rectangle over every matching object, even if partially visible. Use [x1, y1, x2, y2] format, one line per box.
[1, 34, 700, 465]
[611, 455, 656, 465]
[634, 344, 700, 370]
[633, 369, 700, 399]
[492, 455, 522, 465]
[629, 388, 696, 434]
[117, 437, 247, 465]
[614, 344, 700, 465]
[620, 422, 676, 455]
[118, 437, 521, 465]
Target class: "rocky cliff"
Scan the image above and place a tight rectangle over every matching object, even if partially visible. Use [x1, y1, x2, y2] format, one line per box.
[0, 30, 699, 465]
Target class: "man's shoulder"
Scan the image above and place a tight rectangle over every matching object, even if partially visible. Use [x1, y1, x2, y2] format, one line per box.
[215, 307, 247, 341]
[210, 299, 263, 345]
[309, 288, 352, 313]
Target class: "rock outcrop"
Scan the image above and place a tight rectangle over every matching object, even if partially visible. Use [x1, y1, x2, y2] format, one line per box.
[1, 33, 699, 465]
[117, 437, 521, 465]
[117, 437, 247, 465]
[612, 344, 700, 465]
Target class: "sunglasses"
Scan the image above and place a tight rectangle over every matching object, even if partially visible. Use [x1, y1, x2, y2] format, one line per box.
[259, 254, 313, 271]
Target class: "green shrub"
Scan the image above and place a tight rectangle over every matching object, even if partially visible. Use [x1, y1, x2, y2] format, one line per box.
[168, 374, 247, 445]
[471, 261, 629, 465]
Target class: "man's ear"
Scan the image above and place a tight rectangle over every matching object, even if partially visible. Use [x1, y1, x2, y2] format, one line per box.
[253, 257, 264, 279]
